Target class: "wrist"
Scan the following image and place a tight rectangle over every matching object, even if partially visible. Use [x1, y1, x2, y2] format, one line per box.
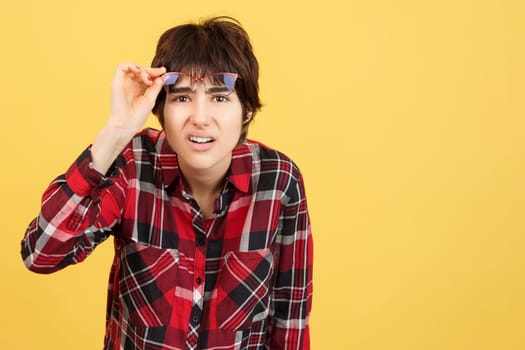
[104, 120, 140, 143]
[91, 124, 135, 174]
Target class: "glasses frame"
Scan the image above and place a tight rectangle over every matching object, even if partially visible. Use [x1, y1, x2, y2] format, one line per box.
[162, 72, 239, 96]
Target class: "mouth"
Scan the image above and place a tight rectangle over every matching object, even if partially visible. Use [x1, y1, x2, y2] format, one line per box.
[189, 135, 214, 144]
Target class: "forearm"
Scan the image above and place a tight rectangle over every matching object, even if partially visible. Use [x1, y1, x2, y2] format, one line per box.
[22, 211, 112, 274]
[21, 149, 124, 273]
[91, 123, 136, 175]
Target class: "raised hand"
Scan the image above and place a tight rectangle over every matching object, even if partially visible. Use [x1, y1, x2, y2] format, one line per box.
[108, 63, 166, 132]
[91, 64, 166, 174]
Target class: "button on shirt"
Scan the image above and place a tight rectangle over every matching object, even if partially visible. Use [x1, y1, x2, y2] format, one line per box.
[21, 128, 313, 350]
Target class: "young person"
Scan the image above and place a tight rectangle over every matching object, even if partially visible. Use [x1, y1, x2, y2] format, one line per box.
[21, 17, 313, 350]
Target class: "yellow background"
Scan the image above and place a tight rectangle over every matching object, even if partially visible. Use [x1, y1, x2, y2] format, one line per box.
[1, 0, 524, 349]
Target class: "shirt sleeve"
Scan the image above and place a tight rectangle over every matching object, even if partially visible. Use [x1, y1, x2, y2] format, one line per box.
[21, 147, 127, 274]
[267, 168, 314, 349]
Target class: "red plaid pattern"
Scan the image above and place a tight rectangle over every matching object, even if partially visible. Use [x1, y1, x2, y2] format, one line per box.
[21, 128, 313, 349]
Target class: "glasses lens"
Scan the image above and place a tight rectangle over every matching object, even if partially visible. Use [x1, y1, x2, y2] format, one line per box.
[205, 73, 237, 96]
[163, 73, 180, 86]
[163, 73, 184, 94]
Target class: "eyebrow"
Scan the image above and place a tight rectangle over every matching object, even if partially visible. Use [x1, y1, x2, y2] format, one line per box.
[207, 86, 229, 93]
[168, 86, 230, 95]
[168, 87, 193, 94]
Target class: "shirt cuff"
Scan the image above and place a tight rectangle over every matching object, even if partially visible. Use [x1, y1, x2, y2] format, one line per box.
[65, 147, 115, 197]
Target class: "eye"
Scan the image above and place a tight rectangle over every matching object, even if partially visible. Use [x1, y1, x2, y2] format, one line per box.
[169, 94, 190, 103]
[212, 95, 229, 102]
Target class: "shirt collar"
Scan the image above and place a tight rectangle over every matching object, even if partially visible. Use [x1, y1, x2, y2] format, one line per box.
[227, 142, 253, 193]
[155, 131, 181, 189]
[155, 131, 253, 193]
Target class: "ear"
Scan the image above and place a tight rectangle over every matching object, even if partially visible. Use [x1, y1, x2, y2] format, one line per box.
[243, 111, 253, 125]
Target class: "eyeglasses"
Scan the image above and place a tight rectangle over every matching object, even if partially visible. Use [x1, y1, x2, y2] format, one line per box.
[162, 72, 238, 96]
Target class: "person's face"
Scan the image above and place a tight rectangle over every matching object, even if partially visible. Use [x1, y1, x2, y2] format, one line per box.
[162, 73, 244, 176]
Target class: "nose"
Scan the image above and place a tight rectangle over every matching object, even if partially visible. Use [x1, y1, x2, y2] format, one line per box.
[189, 90, 212, 126]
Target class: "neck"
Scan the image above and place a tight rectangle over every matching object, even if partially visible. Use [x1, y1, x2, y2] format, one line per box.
[178, 157, 231, 206]
[183, 171, 225, 199]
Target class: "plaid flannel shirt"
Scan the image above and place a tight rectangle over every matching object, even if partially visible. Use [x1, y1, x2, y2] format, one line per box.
[21, 128, 313, 350]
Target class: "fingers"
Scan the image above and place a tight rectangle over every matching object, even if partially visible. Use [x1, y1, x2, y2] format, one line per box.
[142, 66, 167, 79]
[117, 63, 166, 86]
[111, 63, 165, 112]
[135, 66, 167, 86]
[143, 74, 165, 104]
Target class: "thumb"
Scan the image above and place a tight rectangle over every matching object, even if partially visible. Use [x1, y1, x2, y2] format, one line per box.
[143, 75, 165, 106]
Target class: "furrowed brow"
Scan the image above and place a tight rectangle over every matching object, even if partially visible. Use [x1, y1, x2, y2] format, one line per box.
[169, 86, 193, 94]
[207, 86, 229, 94]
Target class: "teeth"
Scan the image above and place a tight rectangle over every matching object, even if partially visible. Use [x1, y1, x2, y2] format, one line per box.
[189, 136, 213, 143]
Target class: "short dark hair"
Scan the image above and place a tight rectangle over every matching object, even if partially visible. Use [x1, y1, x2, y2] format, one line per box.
[151, 16, 262, 142]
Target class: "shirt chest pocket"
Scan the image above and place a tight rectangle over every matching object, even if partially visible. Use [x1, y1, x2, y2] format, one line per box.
[215, 248, 274, 331]
[118, 242, 179, 327]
